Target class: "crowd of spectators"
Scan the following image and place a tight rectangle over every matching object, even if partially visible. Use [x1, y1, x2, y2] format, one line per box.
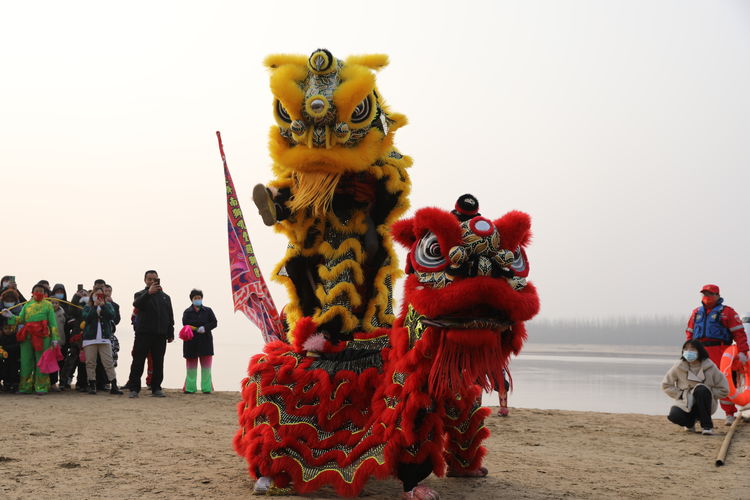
[0, 270, 218, 397]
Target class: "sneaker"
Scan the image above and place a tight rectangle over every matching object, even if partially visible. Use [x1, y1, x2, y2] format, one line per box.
[128, 391, 139, 398]
[685, 425, 696, 433]
[725, 415, 736, 426]
[701, 428, 714, 435]
[253, 476, 272, 495]
[151, 389, 166, 397]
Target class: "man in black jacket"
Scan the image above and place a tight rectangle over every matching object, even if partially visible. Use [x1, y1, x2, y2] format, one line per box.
[126, 270, 174, 398]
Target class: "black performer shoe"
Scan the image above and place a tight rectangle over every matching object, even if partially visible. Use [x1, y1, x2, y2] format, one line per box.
[252, 184, 277, 226]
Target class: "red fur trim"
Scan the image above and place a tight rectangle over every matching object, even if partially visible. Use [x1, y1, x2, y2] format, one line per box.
[412, 207, 463, 252]
[493, 210, 531, 249]
[391, 217, 416, 248]
[290, 316, 319, 351]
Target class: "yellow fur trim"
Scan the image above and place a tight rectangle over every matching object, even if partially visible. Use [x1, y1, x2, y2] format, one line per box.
[386, 112, 407, 132]
[264, 54, 307, 69]
[317, 260, 364, 286]
[345, 54, 389, 71]
[274, 217, 322, 253]
[326, 210, 368, 235]
[269, 65, 306, 121]
[319, 238, 364, 262]
[315, 282, 362, 307]
[334, 65, 375, 125]
[362, 269, 398, 331]
[269, 128, 387, 174]
[314, 305, 360, 333]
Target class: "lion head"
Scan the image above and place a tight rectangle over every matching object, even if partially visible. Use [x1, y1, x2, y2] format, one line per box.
[391, 194, 540, 398]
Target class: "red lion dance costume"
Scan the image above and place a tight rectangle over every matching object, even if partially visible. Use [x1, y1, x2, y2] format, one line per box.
[235, 194, 540, 498]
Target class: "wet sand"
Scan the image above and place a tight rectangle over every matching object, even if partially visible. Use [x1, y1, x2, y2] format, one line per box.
[1, 391, 748, 499]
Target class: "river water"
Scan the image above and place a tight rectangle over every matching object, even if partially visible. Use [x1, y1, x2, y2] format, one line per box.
[140, 340, 685, 416]
[481, 343, 678, 415]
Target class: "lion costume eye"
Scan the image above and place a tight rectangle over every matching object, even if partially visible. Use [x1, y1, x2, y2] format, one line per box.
[414, 232, 446, 269]
[511, 246, 529, 278]
[351, 95, 372, 124]
[276, 100, 292, 123]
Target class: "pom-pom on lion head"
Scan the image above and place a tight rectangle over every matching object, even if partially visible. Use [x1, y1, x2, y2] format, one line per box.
[392, 194, 540, 398]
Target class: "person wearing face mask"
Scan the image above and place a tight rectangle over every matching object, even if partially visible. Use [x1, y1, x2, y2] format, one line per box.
[662, 340, 729, 435]
[181, 289, 218, 394]
[685, 284, 748, 425]
[7, 284, 59, 394]
[0, 288, 23, 392]
[81, 287, 123, 395]
[62, 289, 90, 391]
[0, 276, 26, 303]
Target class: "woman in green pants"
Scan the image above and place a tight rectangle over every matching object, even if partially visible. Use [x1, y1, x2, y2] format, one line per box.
[181, 289, 218, 394]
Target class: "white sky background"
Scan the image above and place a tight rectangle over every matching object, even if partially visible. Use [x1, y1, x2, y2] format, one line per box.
[1, 1, 749, 387]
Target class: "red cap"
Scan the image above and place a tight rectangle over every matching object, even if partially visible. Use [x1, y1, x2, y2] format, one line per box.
[700, 284, 720, 295]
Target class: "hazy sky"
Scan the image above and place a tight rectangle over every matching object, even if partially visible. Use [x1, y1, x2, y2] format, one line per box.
[2, 1, 749, 385]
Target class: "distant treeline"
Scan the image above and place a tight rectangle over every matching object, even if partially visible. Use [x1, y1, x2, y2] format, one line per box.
[526, 316, 687, 346]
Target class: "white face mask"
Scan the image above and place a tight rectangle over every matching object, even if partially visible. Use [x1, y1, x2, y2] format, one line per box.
[1, 282, 8, 289]
[79, 296, 90, 305]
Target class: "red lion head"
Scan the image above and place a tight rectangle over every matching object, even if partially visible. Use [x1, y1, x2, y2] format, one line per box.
[391, 194, 540, 398]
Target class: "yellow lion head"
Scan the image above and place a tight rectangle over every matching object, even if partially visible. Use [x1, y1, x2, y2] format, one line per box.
[265, 49, 407, 176]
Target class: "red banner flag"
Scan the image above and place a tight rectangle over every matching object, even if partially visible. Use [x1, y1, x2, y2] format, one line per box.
[216, 131, 284, 343]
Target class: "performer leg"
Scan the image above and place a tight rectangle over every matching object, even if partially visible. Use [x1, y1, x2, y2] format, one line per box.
[397, 460, 433, 492]
[445, 396, 490, 475]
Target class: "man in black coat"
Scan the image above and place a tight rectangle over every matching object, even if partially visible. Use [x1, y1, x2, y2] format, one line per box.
[126, 270, 174, 398]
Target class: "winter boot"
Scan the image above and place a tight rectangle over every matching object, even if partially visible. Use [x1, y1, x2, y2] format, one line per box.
[110, 379, 123, 395]
[88, 380, 97, 395]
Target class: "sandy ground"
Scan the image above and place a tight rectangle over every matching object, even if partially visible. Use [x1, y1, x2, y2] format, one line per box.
[1, 391, 749, 499]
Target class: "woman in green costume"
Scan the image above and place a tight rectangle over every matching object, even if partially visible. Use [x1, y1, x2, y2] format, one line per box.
[8, 284, 59, 394]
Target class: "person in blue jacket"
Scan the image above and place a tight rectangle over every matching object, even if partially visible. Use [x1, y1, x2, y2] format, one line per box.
[181, 289, 218, 394]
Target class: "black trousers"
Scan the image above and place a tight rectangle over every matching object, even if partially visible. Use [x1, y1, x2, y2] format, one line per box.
[397, 459, 433, 492]
[668, 385, 714, 429]
[127, 334, 167, 392]
[0, 343, 20, 389]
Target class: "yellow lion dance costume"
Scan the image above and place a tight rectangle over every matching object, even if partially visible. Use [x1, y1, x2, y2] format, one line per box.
[253, 48, 411, 343]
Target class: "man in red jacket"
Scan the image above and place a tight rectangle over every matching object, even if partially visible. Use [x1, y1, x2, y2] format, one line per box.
[686, 284, 749, 425]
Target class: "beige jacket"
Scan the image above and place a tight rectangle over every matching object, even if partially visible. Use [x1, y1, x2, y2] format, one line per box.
[661, 358, 729, 413]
